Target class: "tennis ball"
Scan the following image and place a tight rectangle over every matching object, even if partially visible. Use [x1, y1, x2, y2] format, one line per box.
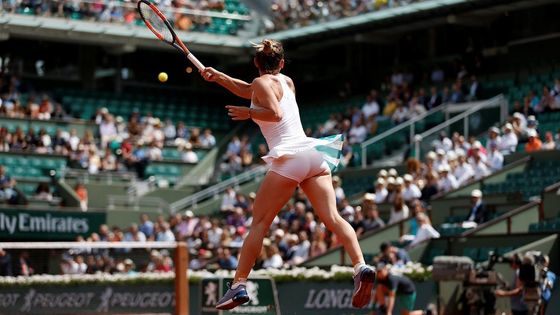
[158, 72, 168, 82]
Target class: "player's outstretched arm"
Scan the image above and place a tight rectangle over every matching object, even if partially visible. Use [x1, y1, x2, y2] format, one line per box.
[200, 67, 252, 99]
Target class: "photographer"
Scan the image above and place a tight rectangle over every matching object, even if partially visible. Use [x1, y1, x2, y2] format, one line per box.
[495, 253, 528, 315]
[540, 255, 556, 315]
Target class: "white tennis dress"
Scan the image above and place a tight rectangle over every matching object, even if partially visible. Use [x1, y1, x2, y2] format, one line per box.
[251, 74, 343, 183]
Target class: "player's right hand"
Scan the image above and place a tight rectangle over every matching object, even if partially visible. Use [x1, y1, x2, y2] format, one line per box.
[201, 67, 220, 82]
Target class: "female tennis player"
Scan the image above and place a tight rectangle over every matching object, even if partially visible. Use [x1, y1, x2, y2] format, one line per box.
[200, 39, 376, 310]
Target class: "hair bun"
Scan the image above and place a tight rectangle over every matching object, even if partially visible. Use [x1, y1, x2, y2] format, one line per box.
[262, 39, 273, 53]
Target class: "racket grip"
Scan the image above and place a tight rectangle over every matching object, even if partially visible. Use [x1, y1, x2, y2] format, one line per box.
[187, 54, 205, 71]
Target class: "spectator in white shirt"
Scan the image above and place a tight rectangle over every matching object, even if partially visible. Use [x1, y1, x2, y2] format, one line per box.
[262, 243, 283, 269]
[156, 222, 176, 242]
[374, 178, 388, 204]
[220, 187, 237, 212]
[402, 174, 421, 202]
[454, 151, 474, 185]
[348, 118, 368, 144]
[486, 127, 502, 152]
[181, 142, 199, 163]
[200, 128, 216, 148]
[408, 213, 440, 248]
[99, 113, 117, 149]
[433, 131, 453, 152]
[362, 90, 380, 119]
[388, 194, 409, 224]
[499, 123, 518, 153]
[471, 154, 490, 180]
[434, 149, 449, 172]
[163, 119, 176, 141]
[486, 143, 504, 172]
[148, 141, 163, 161]
[124, 224, 146, 242]
[437, 165, 458, 193]
[408, 96, 427, 119]
[391, 103, 409, 124]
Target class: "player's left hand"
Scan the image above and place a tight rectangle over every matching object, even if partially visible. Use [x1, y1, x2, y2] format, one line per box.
[226, 105, 251, 120]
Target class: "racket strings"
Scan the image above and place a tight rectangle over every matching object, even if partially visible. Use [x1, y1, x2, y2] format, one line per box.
[139, 2, 174, 43]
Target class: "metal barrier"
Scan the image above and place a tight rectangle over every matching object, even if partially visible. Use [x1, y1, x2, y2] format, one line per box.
[169, 165, 267, 213]
[360, 95, 508, 167]
[360, 104, 448, 167]
[413, 95, 508, 160]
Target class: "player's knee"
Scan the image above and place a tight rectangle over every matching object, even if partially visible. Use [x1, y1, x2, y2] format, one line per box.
[321, 214, 340, 229]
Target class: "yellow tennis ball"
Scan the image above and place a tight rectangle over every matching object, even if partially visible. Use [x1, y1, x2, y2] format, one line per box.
[158, 72, 168, 82]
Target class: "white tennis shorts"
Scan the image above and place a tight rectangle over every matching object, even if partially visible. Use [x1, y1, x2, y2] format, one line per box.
[268, 149, 330, 183]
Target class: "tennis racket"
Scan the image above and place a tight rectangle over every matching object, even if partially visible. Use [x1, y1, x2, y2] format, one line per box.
[137, 0, 205, 71]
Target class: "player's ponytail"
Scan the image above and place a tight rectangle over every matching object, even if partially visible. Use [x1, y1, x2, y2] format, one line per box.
[253, 39, 284, 74]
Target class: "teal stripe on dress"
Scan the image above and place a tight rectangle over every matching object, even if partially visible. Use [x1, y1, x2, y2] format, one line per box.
[314, 134, 344, 173]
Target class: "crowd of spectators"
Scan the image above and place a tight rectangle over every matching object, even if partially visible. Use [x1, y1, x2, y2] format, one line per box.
[4, 0, 246, 34]
[0, 75, 217, 181]
[267, 0, 425, 32]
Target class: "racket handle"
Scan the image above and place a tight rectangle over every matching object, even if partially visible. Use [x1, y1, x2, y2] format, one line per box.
[187, 54, 205, 71]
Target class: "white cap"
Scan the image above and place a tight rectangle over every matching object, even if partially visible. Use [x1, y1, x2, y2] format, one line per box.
[388, 168, 398, 177]
[438, 164, 450, 173]
[489, 126, 500, 134]
[528, 115, 536, 121]
[426, 151, 437, 160]
[513, 112, 523, 119]
[403, 174, 413, 182]
[472, 141, 482, 149]
[527, 128, 538, 138]
[503, 123, 513, 130]
[436, 148, 446, 156]
[456, 149, 466, 157]
[387, 177, 396, 185]
[376, 178, 385, 186]
[471, 189, 483, 198]
[378, 169, 388, 177]
[447, 151, 457, 161]
[274, 229, 285, 238]
[395, 177, 404, 186]
[363, 193, 375, 201]
[185, 210, 194, 218]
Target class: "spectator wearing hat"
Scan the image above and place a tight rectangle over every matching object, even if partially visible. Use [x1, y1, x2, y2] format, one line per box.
[486, 143, 504, 172]
[433, 149, 449, 172]
[486, 127, 502, 152]
[454, 149, 474, 185]
[374, 178, 388, 204]
[499, 123, 518, 153]
[433, 131, 453, 152]
[525, 129, 542, 153]
[339, 198, 355, 222]
[470, 152, 490, 180]
[402, 174, 421, 202]
[464, 189, 489, 225]
[437, 165, 458, 193]
[511, 112, 527, 138]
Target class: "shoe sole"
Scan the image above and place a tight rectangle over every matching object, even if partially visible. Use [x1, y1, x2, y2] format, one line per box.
[215, 294, 250, 310]
[351, 269, 376, 308]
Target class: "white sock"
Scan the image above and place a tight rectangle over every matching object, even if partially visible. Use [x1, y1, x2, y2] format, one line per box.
[231, 280, 247, 289]
[354, 262, 366, 275]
